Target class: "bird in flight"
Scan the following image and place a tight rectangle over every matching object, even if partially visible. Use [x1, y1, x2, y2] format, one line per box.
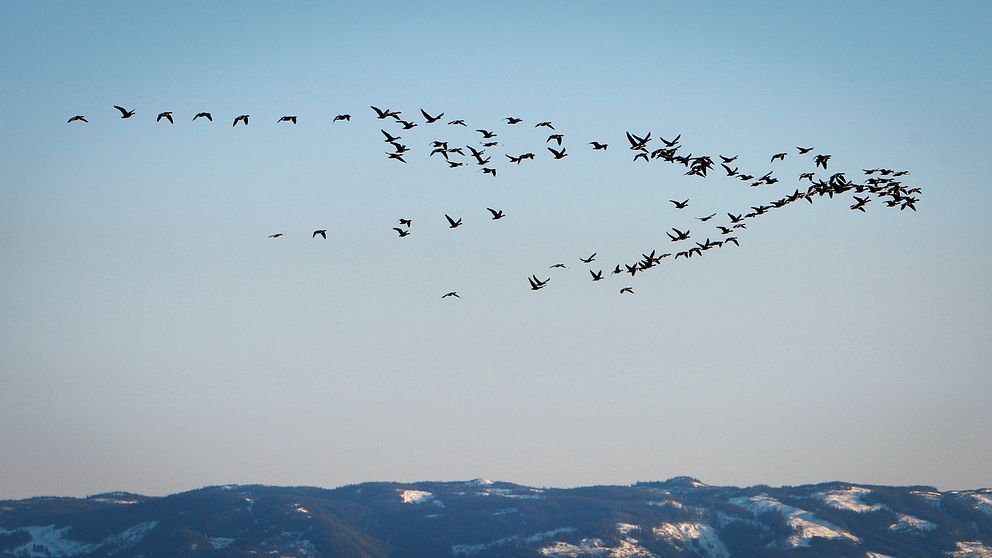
[233, 114, 249, 126]
[547, 134, 564, 145]
[442, 291, 460, 298]
[771, 152, 787, 162]
[580, 253, 597, 263]
[398, 218, 412, 227]
[589, 142, 608, 150]
[113, 105, 135, 118]
[487, 208, 505, 220]
[528, 276, 549, 290]
[477, 129, 497, 138]
[535, 121, 555, 130]
[815, 154, 831, 169]
[393, 227, 410, 237]
[421, 109, 443, 123]
[797, 146, 814, 154]
[660, 134, 681, 147]
[278, 116, 298, 124]
[193, 112, 212, 121]
[268, 233, 284, 238]
[590, 270, 604, 281]
[620, 287, 635, 295]
[445, 214, 463, 228]
[697, 213, 717, 221]
[670, 199, 689, 209]
[549, 263, 567, 269]
[505, 117, 522, 124]
[67, 115, 87, 123]
[313, 229, 326, 239]
[548, 146, 568, 160]
[667, 228, 690, 241]
[371, 106, 401, 119]
[333, 114, 351, 122]
[481, 167, 496, 177]
[156, 111, 173, 124]
[447, 119, 466, 126]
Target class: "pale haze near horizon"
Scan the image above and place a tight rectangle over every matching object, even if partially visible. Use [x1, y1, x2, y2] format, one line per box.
[1, 1, 990, 499]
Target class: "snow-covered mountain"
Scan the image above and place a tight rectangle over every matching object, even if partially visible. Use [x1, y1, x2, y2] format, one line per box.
[1, 478, 990, 557]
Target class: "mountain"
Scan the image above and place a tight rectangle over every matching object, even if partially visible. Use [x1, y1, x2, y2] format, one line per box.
[2, 478, 990, 557]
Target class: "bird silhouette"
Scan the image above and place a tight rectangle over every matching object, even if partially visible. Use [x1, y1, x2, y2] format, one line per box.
[797, 146, 814, 154]
[398, 218, 412, 227]
[486, 208, 505, 220]
[156, 112, 173, 124]
[193, 112, 212, 121]
[393, 227, 410, 237]
[505, 117, 522, 124]
[113, 105, 135, 118]
[447, 119, 466, 126]
[333, 114, 351, 122]
[670, 199, 689, 209]
[445, 214, 463, 228]
[697, 213, 717, 222]
[620, 287, 635, 294]
[548, 147, 567, 159]
[589, 142, 608, 150]
[535, 121, 555, 130]
[580, 253, 597, 263]
[590, 270, 604, 281]
[771, 152, 787, 162]
[233, 114, 249, 126]
[278, 116, 298, 124]
[268, 233, 284, 238]
[371, 106, 401, 119]
[421, 109, 443, 123]
[442, 291, 460, 298]
[67, 115, 87, 123]
[313, 229, 326, 239]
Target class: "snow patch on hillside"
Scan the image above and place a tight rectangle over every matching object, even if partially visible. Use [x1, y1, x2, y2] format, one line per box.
[911, 490, 943, 507]
[616, 523, 640, 535]
[647, 499, 683, 509]
[465, 478, 494, 486]
[729, 495, 859, 548]
[451, 527, 576, 556]
[816, 486, 885, 513]
[653, 522, 729, 558]
[399, 489, 444, 507]
[538, 538, 655, 557]
[967, 492, 992, 516]
[866, 553, 896, 558]
[889, 513, 937, 533]
[949, 541, 992, 557]
[0, 521, 158, 557]
[476, 487, 545, 500]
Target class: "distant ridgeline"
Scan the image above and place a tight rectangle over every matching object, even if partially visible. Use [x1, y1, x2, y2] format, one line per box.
[64, 106, 922, 295]
[2, 478, 989, 557]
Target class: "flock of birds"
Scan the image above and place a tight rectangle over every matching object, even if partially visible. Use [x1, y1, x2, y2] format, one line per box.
[67, 105, 923, 298]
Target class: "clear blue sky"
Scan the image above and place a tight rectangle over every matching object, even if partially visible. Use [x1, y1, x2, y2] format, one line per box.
[1, 1, 990, 499]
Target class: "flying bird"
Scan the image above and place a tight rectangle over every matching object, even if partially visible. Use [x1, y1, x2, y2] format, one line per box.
[113, 105, 135, 118]
[393, 227, 410, 237]
[67, 115, 87, 123]
[548, 146, 567, 159]
[445, 214, 463, 228]
[313, 229, 326, 239]
[233, 114, 249, 126]
[278, 116, 298, 124]
[398, 218, 412, 227]
[580, 253, 597, 263]
[670, 199, 689, 209]
[442, 291, 460, 298]
[505, 117, 522, 124]
[620, 287, 635, 295]
[156, 111, 173, 124]
[193, 112, 212, 121]
[589, 142, 608, 150]
[771, 152, 787, 162]
[421, 109, 443, 123]
[797, 146, 814, 154]
[590, 270, 604, 281]
[486, 208, 505, 220]
[333, 114, 351, 122]
[535, 121, 555, 130]
[268, 233, 284, 238]
[371, 106, 401, 119]
[697, 213, 717, 221]
[477, 129, 497, 138]
[447, 119, 466, 126]
[547, 134, 564, 145]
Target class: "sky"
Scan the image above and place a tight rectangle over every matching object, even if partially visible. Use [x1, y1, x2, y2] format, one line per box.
[1, 1, 990, 499]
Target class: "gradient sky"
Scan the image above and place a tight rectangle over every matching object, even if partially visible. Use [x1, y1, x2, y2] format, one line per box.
[1, 1, 990, 499]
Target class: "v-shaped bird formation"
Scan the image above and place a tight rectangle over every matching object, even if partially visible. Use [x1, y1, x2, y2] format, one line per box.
[66, 105, 923, 299]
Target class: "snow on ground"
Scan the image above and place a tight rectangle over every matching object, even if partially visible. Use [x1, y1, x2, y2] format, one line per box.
[616, 523, 640, 535]
[729, 495, 859, 548]
[476, 487, 545, 499]
[451, 527, 576, 556]
[966, 492, 992, 516]
[647, 499, 683, 509]
[87, 492, 140, 505]
[538, 538, 655, 557]
[398, 489, 443, 506]
[911, 490, 943, 507]
[889, 513, 937, 533]
[866, 553, 896, 558]
[948, 541, 992, 557]
[0, 521, 159, 557]
[653, 522, 729, 558]
[465, 478, 494, 486]
[816, 486, 885, 513]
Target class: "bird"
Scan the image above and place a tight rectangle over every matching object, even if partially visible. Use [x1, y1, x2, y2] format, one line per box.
[797, 146, 814, 154]
[398, 218, 412, 227]
[371, 106, 401, 119]
[477, 129, 497, 138]
[393, 227, 410, 237]
[278, 116, 298, 124]
[447, 119, 466, 126]
[670, 199, 689, 209]
[387, 152, 407, 163]
[333, 114, 351, 122]
[113, 105, 135, 118]
[535, 121, 555, 130]
[547, 134, 564, 145]
[589, 142, 608, 150]
[381, 129, 401, 143]
[612, 265, 623, 275]
[442, 291, 460, 298]
[396, 119, 417, 130]
[720, 155, 738, 163]
[313, 229, 326, 239]
[771, 152, 787, 162]
[851, 195, 871, 212]
[193, 112, 212, 121]
[626, 131, 651, 151]
[156, 111, 173, 124]
[481, 167, 496, 177]
[660, 134, 681, 147]
[667, 228, 690, 241]
[528, 275, 549, 290]
[445, 214, 462, 228]
[588, 270, 604, 281]
[549, 263, 567, 269]
[268, 233, 284, 238]
[67, 115, 87, 123]
[548, 147, 567, 159]
[580, 253, 596, 263]
[486, 208, 505, 220]
[421, 109, 443, 123]
[620, 287, 635, 294]
[697, 213, 717, 221]
[505, 117, 522, 124]
[233, 114, 249, 126]
[814, 154, 831, 169]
